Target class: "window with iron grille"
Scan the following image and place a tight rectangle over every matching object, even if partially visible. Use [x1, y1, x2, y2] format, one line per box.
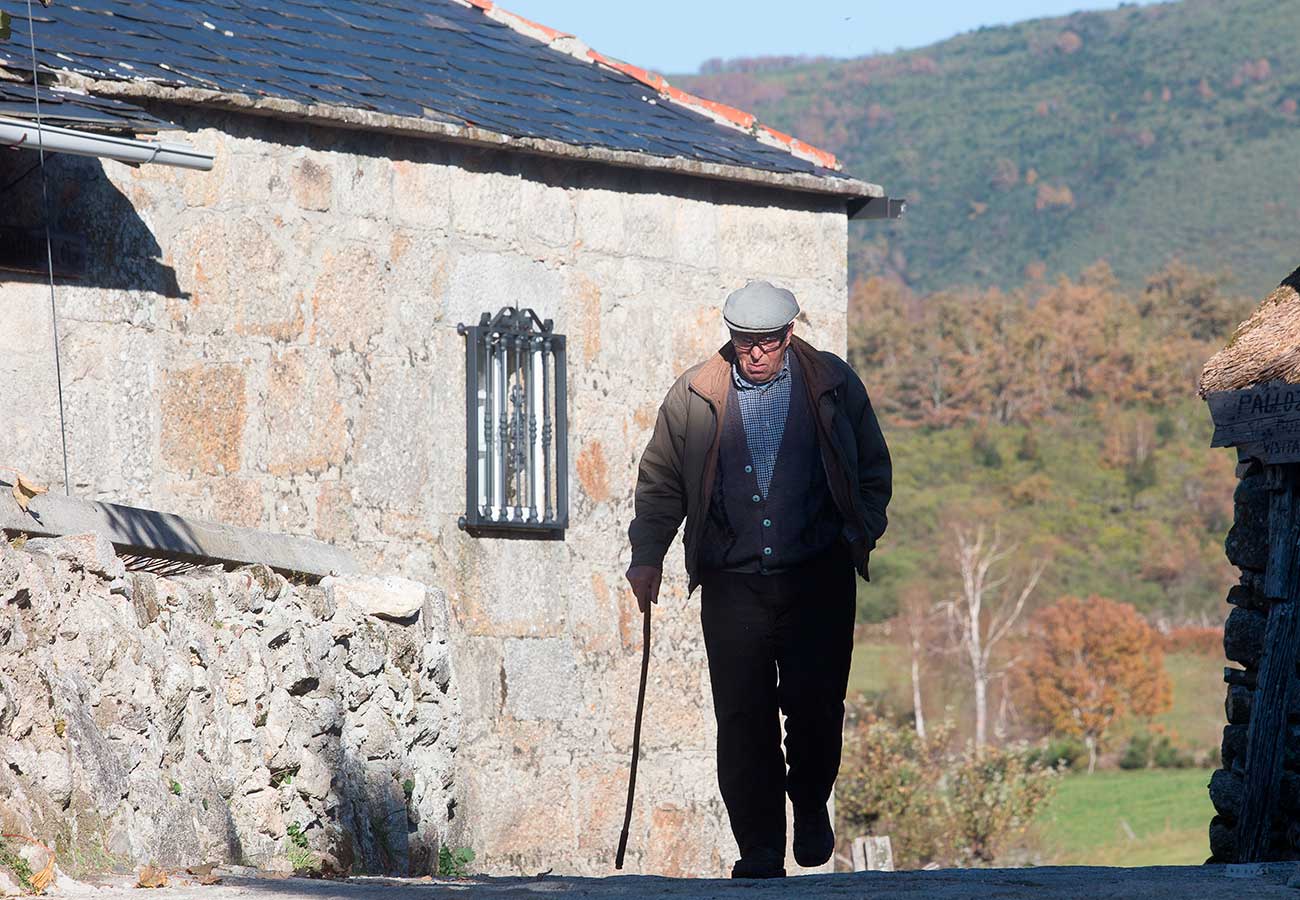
[456, 307, 568, 539]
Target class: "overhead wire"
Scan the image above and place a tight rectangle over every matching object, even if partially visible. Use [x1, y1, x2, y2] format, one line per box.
[22, 0, 71, 496]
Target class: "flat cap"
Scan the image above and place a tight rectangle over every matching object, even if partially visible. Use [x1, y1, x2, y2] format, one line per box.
[722, 281, 800, 334]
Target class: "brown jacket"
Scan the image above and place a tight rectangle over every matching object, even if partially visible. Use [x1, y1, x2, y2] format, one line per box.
[628, 336, 892, 592]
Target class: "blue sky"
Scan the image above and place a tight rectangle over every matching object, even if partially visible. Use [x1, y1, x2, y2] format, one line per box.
[501, 0, 1165, 74]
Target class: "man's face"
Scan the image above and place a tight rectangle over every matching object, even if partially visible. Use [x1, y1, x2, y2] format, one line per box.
[731, 325, 792, 384]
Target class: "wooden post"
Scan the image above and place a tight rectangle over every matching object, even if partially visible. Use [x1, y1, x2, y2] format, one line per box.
[850, 837, 866, 872]
[850, 835, 894, 872]
[865, 836, 894, 872]
[1234, 466, 1300, 860]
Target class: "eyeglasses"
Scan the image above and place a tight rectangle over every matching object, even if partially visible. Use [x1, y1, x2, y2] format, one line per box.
[731, 328, 789, 353]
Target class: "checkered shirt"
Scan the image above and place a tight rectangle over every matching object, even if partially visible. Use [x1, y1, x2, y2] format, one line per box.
[732, 353, 792, 499]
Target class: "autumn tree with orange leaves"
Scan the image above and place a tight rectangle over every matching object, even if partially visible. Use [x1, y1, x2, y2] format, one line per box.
[1015, 595, 1172, 773]
[847, 261, 1250, 430]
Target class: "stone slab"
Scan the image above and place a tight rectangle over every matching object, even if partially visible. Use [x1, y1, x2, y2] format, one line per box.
[0, 480, 356, 578]
[50, 864, 1300, 899]
[323, 574, 427, 621]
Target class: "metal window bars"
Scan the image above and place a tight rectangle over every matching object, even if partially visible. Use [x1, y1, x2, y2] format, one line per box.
[457, 307, 568, 539]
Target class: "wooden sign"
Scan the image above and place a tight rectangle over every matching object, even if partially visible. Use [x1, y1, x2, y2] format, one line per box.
[1207, 382, 1300, 465]
[0, 226, 87, 279]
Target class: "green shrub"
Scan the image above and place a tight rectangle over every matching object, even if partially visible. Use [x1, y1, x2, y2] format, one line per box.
[948, 746, 1057, 865]
[1119, 729, 1197, 770]
[1030, 736, 1086, 771]
[837, 716, 1057, 868]
[0, 838, 34, 893]
[285, 822, 315, 873]
[1124, 453, 1158, 503]
[1119, 733, 1151, 770]
[1151, 734, 1196, 769]
[971, 429, 1004, 468]
[1016, 431, 1041, 463]
[837, 717, 948, 866]
[286, 822, 309, 850]
[1155, 415, 1177, 444]
[437, 847, 475, 878]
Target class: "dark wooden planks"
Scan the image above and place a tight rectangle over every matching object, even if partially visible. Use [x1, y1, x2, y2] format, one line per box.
[1207, 383, 1300, 465]
[1233, 471, 1300, 860]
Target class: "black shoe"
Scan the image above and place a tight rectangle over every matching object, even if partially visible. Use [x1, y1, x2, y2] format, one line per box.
[793, 805, 834, 868]
[731, 849, 786, 879]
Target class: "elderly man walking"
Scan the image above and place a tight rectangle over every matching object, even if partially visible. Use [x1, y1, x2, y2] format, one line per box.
[626, 281, 892, 878]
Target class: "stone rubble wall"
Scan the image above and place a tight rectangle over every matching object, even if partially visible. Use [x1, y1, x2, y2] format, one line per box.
[1209, 463, 1299, 860]
[0, 106, 850, 876]
[0, 533, 458, 875]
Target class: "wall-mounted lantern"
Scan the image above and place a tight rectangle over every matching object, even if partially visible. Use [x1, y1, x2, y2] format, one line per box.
[456, 308, 568, 539]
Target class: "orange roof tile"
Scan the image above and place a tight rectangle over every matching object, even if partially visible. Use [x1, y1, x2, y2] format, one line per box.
[463, 0, 841, 172]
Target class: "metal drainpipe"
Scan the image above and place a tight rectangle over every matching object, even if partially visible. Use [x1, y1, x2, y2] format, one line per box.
[0, 116, 215, 171]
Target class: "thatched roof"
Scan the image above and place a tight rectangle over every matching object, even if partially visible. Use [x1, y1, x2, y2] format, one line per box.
[1199, 265, 1300, 396]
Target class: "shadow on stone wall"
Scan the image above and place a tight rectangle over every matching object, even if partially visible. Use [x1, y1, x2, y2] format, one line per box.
[0, 534, 457, 878]
[0, 150, 184, 297]
[1, 484, 203, 568]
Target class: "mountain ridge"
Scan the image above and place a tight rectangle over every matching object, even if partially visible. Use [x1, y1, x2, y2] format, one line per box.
[677, 0, 1300, 300]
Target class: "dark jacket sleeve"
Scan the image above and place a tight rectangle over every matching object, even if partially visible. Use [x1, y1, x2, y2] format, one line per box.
[628, 376, 690, 569]
[846, 367, 892, 547]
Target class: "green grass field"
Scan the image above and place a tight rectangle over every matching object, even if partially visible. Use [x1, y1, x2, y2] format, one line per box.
[1111, 652, 1225, 760]
[846, 641, 1222, 866]
[847, 640, 908, 704]
[1031, 769, 1214, 866]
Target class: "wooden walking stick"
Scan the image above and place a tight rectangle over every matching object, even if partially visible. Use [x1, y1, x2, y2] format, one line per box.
[615, 601, 652, 870]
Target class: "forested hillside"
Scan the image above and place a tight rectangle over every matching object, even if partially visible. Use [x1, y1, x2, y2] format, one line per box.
[848, 262, 1248, 622]
[678, 0, 1300, 299]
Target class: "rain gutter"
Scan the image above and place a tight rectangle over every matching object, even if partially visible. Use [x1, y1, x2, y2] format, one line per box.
[0, 115, 214, 170]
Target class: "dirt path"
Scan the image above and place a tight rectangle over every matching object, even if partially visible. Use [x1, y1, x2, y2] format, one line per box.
[48, 863, 1300, 899]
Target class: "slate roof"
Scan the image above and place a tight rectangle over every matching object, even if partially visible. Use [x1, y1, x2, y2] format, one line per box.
[0, 0, 861, 186]
[0, 79, 168, 131]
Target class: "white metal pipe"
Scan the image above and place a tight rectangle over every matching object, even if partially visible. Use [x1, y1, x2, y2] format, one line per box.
[531, 345, 544, 517]
[0, 116, 214, 171]
[476, 383, 488, 516]
[491, 346, 504, 520]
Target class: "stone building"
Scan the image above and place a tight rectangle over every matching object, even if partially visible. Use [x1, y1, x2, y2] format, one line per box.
[0, 0, 892, 877]
[1201, 266, 1300, 862]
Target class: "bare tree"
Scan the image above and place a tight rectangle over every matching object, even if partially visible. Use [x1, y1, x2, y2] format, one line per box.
[993, 677, 1020, 743]
[900, 583, 938, 740]
[942, 525, 1046, 750]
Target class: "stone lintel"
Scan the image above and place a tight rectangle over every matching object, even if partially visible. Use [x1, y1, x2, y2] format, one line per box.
[0, 480, 356, 578]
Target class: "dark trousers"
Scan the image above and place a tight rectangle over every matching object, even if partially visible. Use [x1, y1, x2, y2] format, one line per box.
[699, 545, 857, 858]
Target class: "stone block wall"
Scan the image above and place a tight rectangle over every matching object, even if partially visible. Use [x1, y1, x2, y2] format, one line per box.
[1209, 463, 1300, 860]
[0, 107, 851, 876]
[0, 533, 457, 874]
